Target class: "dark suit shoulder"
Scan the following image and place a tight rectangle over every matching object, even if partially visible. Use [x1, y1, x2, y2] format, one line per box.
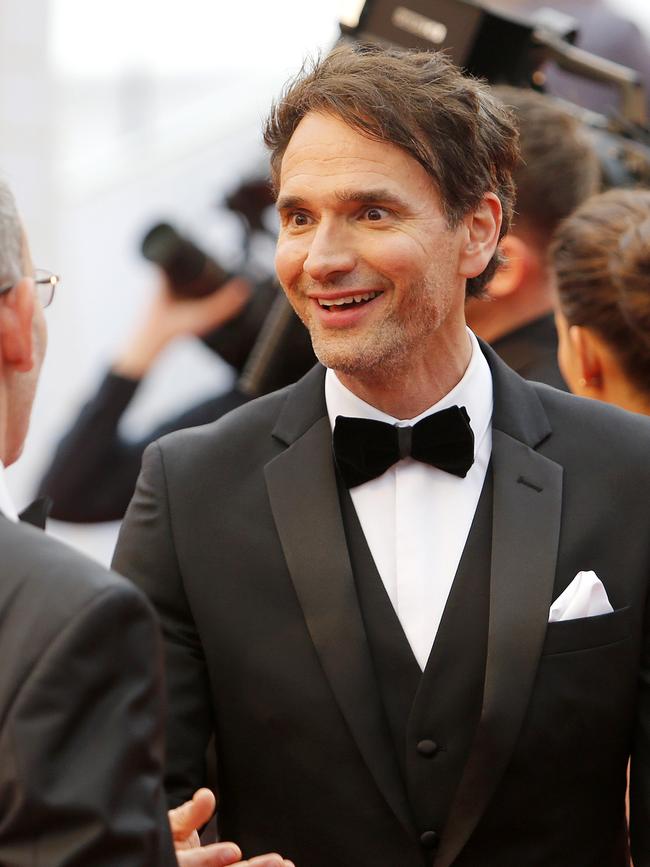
[532, 382, 650, 475]
[0, 517, 144, 612]
[0, 519, 173, 866]
[535, 381, 650, 438]
[0, 519, 154, 721]
[148, 366, 327, 488]
[159, 380, 293, 453]
[147, 386, 292, 488]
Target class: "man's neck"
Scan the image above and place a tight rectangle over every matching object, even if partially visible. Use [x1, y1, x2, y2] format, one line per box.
[335, 331, 473, 419]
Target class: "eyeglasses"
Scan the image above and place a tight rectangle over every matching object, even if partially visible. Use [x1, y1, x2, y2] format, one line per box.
[33, 269, 59, 308]
[0, 268, 60, 308]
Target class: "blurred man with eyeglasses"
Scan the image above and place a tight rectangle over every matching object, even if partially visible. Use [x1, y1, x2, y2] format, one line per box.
[0, 179, 292, 867]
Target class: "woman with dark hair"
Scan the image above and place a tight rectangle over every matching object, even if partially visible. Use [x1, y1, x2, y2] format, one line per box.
[552, 187, 650, 414]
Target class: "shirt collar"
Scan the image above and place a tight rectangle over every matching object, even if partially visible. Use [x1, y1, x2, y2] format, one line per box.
[0, 460, 19, 522]
[325, 328, 493, 454]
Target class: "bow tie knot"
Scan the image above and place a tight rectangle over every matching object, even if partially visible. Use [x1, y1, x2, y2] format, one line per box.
[396, 424, 412, 459]
[333, 405, 475, 488]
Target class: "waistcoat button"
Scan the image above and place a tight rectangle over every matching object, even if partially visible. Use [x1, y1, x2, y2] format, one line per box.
[420, 830, 439, 849]
[417, 738, 438, 757]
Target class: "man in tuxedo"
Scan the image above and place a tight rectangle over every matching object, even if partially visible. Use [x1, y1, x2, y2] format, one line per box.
[0, 180, 291, 867]
[465, 85, 601, 389]
[114, 43, 650, 866]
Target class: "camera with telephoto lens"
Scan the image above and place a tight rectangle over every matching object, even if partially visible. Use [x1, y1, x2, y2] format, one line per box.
[140, 222, 232, 299]
[339, 0, 650, 188]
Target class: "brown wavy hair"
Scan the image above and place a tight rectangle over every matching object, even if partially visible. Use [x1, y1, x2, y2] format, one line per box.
[264, 43, 519, 297]
[551, 188, 650, 396]
[491, 86, 601, 242]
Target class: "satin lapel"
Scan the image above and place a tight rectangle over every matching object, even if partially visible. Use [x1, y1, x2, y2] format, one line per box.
[434, 427, 563, 867]
[264, 413, 415, 838]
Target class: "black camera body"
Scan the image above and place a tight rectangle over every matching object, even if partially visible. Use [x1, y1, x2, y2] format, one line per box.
[140, 222, 232, 299]
[343, 0, 543, 86]
[341, 0, 650, 187]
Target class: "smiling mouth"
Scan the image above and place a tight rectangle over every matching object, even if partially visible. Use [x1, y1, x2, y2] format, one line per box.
[317, 291, 382, 311]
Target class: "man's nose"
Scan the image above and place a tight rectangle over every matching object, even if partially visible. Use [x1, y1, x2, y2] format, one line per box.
[302, 223, 356, 283]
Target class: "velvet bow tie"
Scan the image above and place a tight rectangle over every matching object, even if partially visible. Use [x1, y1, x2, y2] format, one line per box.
[333, 406, 475, 489]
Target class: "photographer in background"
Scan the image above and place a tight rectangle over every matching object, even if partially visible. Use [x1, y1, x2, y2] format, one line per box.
[466, 85, 601, 388]
[37, 213, 314, 523]
[38, 268, 253, 523]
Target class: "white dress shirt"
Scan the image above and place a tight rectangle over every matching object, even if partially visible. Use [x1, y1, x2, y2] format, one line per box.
[0, 460, 19, 522]
[325, 329, 493, 670]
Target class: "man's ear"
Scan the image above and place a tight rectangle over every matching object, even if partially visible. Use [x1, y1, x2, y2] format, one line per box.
[459, 192, 502, 280]
[484, 234, 529, 300]
[0, 278, 35, 372]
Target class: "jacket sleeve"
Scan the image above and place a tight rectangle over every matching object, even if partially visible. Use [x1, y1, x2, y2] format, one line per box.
[36, 371, 144, 523]
[37, 370, 248, 524]
[0, 581, 177, 867]
[112, 441, 215, 808]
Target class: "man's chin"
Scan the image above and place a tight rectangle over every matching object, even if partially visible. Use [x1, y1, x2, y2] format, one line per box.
[310, 325, 407, 376]
[311, 336, 366, 375]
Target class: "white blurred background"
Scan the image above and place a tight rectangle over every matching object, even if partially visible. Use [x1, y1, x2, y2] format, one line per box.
[1, 0, 345, 561]
[1, 0, 649, 563]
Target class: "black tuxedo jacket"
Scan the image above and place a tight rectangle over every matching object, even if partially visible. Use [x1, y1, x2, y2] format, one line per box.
[114, 343, 650, 867]
[0, 517, 176, 865]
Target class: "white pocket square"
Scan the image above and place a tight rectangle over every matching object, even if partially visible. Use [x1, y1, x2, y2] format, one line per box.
[548, 570, 614, 623]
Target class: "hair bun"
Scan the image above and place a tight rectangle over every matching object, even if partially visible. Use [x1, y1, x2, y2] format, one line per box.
[616, 216, 650, 276]
[611, 215, 650, 347]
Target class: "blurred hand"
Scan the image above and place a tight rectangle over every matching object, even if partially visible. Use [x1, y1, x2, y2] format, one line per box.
[146, 276, 251, 342]
[169, 788, 295, 867]
[114, 276, 251, 379]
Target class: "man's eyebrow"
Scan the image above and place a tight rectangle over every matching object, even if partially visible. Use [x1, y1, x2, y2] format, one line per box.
[276, 195, 306, 213]
[276, 189, 407, 212]
[334, 189, 407, 208]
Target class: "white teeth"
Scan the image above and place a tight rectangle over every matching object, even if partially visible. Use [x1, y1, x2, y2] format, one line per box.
[318, 291, 380, 308]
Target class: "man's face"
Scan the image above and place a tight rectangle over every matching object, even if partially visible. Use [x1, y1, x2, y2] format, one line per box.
[3, 231, 47, 465]
[274, 112, 469, 380]
[22, 231, 47, 372]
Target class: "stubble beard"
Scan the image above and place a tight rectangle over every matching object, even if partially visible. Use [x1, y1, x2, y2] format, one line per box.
[304, 277, 444, 384]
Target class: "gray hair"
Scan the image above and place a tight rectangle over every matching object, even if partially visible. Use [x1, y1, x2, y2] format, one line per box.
[0, 178, 23, 287]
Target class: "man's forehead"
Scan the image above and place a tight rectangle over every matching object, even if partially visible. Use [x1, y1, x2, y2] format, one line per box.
[286, 110, 361, 144]
[278, 111, 432, 194]
[277, 112, 439, 211]
[283, 112, 408, 167]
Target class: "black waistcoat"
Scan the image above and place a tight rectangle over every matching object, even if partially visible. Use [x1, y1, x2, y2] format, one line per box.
[339, 469, 493, 841]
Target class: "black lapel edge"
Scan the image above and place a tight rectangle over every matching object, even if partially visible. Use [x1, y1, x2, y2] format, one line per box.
[264, 414, 417, 839]
[435, 429, 563, 866]
[271, 363, 327, 446]
[479, 338, 552, 449]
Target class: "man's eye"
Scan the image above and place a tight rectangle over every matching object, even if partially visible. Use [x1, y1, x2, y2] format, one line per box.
[291, 212, 310, 227]
[364, 207, 388, 221]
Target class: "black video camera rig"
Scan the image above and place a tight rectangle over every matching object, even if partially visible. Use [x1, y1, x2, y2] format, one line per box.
[339, 0, 650, 187]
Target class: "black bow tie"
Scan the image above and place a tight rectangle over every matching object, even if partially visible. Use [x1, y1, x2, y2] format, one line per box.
[19, 496, 52, 529]
[333, 406, 475, 489]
